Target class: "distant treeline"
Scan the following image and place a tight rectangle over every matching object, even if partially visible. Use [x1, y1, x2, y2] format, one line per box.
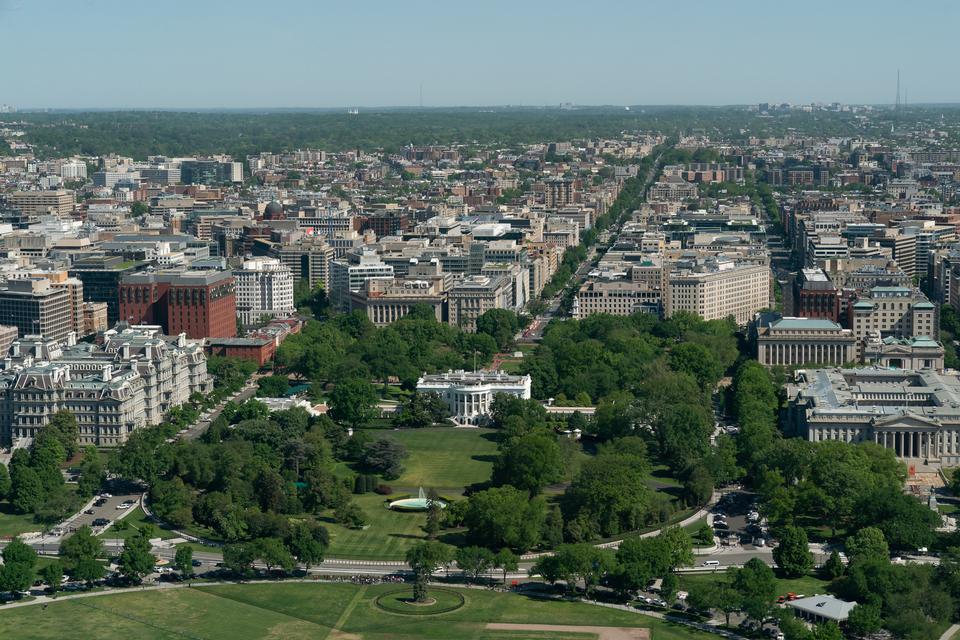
[8, 105, 949, 160]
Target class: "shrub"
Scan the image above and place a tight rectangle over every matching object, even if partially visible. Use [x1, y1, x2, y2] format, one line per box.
[375, 484, 393, 495]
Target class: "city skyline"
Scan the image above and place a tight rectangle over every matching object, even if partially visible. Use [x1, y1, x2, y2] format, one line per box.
[1, 0, 958, 109]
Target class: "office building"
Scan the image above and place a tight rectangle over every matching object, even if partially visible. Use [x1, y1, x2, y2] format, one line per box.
[572, 280, 662, 319]
[849, 286, 937, 350]
[0, 327, 210, 447]
[348, 276, 447, 325]
[665, 259, 770, 325]
[119, 269, 237, 339]
[448, 275, 513, 332]
[271, 236, 335, 291]
[7, 190, 74, 217]
[785, 367, 960, 466]
[68, 256, 146, 326]
[0, 278, 72, 341]
[329, 251, 394, 311]
[234, 257, 295, 326]
[755, 317, 856, 367]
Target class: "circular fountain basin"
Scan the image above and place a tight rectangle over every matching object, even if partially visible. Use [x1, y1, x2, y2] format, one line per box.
[388, 497, 447, 512]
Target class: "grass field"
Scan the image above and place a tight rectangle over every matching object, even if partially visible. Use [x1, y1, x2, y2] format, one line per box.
[679, 572, 830, 598]
[100, 507, 176, 541]
[0, 503, 41, 539]
[321, 493, 436, 560]
[320, 427, 498, 559]
[370, 427, 499, 490]
[0, 582, 716, 640]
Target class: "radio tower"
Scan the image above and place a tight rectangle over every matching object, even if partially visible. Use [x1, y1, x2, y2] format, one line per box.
[895, 69, 901, 111]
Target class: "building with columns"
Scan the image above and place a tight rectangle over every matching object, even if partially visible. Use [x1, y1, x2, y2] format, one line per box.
[785, 367, 960, 467]
[756, 317, 856, 367]
[416, 370, 531, 426]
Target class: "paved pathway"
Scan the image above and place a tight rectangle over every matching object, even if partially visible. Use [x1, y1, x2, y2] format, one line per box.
[939, 623, 960, 640]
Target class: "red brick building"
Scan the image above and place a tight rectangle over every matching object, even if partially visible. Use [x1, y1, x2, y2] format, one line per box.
[206, 337, 275, 366]
[119, 269, 237, 339]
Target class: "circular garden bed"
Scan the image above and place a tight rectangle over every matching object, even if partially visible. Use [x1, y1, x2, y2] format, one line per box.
[374, 587, 465, 616]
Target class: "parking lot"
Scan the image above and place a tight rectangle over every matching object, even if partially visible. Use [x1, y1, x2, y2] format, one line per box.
[712, 491, 771, 550]
[54, 491, 142, 538]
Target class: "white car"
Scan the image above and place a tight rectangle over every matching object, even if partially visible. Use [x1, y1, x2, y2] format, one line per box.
[115, 503, 131, 510]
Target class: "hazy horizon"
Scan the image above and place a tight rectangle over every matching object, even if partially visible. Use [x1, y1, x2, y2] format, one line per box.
[2, 0, 957, 109]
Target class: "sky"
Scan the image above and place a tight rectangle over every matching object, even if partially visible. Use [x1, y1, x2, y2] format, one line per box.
[1, 0, 957, 109]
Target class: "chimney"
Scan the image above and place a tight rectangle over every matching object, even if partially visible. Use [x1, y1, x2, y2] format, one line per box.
[102, 364, 112, 382]
[177, 333, 186, 347]
[121, 342, 130, 359]
[145, 344, 153, 360]
[11, 342, 19, 357]
[66, 331, 76, 347]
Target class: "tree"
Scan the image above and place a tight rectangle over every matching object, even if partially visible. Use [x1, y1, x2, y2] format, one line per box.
[77, 446, 105, 498]
[0, 461, 10, 500]
[3, 536, 37, 566]
[9, 465, 44, 514]
[223, 543, 255, 577]
[811, 622, 843, 640]
[464, 486, 546, 552]
[0, 562, 34, 595]
[0, 537, 37, 595]
[733, 558, 777, 623]
[845, 527, 889, 564]
[362, 438, 408, 480]
[456, 546, 495, 583]
[174, 545, 194, 578]
[286, 521, 327, 569]
[256, 375, 289, 398]
[74, 557, 106, 585]
[682, 463, 714, 507]
[118, 531, 155, 583]
[406, 541, 452, 603]
[46, 410, 80, 459]
[668, 342, 723, 390]
[562, 454, 652, 540]
[846, 603, 883, 636]
[494, 548, 519, 585]
[334, 501, 367, 529]
[39, 561, 64, 594]
[253, 537, 295, 574]
[534, 544, 614, 598]
[424, 498, 442, 539]
[773, 526, 813, 578]
[59, 525, 104, 584]
[492, 432, 563, 495]
[660, 573, 678, 602]
[821, 550, 844, 580]
[476, 309, 521, 350]
[329, 378, 378, 429]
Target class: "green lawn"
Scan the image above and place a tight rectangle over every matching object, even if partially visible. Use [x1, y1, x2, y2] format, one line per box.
[679, 572, 830, 598]
[321, 493, 446, 560]
[373, 427, 499, 490]
[0, 582, 716, 639]
[0, 503, 42, 539]
[99, 507, 176, 541]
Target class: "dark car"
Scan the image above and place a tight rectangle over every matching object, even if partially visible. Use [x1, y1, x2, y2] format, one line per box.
[191, 559, 202, 567]
[94, 499, 107, 507]
[92, 518, 110, 527]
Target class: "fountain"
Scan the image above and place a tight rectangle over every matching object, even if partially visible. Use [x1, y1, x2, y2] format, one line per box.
[388, 487, 447, 512]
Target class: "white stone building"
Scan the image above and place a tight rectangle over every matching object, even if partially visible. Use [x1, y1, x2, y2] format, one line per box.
[416, 370, 532, 426]
[234, 257, 295, 326]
